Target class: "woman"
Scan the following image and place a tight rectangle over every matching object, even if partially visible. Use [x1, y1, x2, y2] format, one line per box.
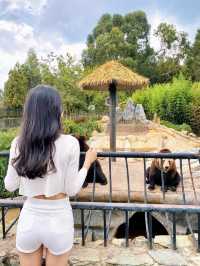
[4, 85, 97, 266]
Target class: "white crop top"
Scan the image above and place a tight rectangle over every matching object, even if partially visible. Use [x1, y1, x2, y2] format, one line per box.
[4, 134, 88, 197]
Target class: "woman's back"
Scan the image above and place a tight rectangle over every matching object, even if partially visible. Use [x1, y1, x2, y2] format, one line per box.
[5, 133, 88, 197]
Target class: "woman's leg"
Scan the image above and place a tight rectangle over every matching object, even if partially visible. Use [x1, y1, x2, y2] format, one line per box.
[46, 249, 71, 266]
[18, 245, 43, 266]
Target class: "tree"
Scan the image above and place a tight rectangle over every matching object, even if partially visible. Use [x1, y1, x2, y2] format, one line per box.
[185, 29, 200, 81]
[3, 49, 41, 109]
[153, 23, 190, 83]
[23, 48, 42, 90]
[3, 63, 28, 108]
[55, 53, 88, 113]
[82, 11, 155, 80]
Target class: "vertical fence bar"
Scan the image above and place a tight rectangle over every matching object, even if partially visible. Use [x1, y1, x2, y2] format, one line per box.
[180, 159, 196, 245]
[125, 210, 129, 247]
[108, 157, 113, 202]
[92, 161, 97, 201]
[148, 212, 153, 249]
[1, 207, 6, 239]
[106, 157, 113, 240]
[125, 158, 131, 203]
[197, 213, 200, 252]
[179, 159, 186, 204]
[172, 213, 176, 250]
[198, 213, 200, 252]
[84, 160, 97, 241]
[160, 159, 165, 200]
[143, 158, 148, 203]
[188, 159, 197, 203]
[81, 209, 85, 246]
[143, 158, 150, 248]
[103, 210, 107, 247]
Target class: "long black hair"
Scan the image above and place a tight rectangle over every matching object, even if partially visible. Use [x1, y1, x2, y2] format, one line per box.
[13, 85, 62, 179]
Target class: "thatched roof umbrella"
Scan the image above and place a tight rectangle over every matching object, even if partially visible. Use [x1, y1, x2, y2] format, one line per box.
[79, 60, 149, 156]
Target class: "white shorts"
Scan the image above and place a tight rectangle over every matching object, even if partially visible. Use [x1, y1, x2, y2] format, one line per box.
[16, 197, 74, 255]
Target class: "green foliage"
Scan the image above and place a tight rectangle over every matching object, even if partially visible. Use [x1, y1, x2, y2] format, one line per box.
[132, 75, 200, 133]
[0, 129, 19, 198]
[153, 23, 190, 83]
[23, 49, 42, 90]
[160, 120, 192, 133]
[3, 49, 41, 109]
[3, 63, 29, 108]
[0, 128, 18, 150]
[82, 11, 154, 80]
[185, 29, 200, 81]
[62, 118, 102, 138]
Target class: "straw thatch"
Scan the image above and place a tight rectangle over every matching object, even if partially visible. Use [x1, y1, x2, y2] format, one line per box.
[79, 60, 149, 91]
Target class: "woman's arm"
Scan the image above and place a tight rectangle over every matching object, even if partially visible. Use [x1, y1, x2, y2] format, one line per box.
[4, 138, 20, 192]
[65, 137, 96, 197]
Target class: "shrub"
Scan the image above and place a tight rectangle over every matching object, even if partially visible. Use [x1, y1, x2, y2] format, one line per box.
[0, 128, 19, 198]
[160, 120, 192, 133]
[62, 118, 102, 138]
[132, 75, 200, 133]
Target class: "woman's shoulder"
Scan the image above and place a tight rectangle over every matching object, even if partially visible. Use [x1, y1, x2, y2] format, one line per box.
[58, 134, 79, 146]
[11, 136, 20, 147]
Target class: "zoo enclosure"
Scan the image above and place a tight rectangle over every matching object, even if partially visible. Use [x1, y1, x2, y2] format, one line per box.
[0, 151, 200, 251]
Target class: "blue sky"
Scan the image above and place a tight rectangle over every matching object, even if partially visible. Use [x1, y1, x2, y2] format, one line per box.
[0, 0, 200, 90]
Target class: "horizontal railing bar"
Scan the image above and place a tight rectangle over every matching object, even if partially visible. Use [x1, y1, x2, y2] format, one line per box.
[1, 151, 200, 159]
[1, 201, 200, 213]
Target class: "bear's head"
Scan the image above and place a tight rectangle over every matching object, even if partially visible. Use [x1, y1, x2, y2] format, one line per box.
[151, 148, 177, 174]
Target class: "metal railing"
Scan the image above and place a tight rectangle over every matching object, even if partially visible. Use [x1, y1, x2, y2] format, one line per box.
[0, 150, 200, 251]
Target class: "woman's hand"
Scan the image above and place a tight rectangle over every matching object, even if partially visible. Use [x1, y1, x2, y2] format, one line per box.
[83, 148, 97, 170]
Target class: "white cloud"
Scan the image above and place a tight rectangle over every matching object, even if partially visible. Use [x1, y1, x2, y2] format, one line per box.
[5, 0, 47, 15]
[148, 10, 199, 52]
[0, 20, 85, 90]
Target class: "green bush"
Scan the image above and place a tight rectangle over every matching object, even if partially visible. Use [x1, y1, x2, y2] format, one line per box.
[132, 75, 200, 134]
[160, 120, 192, 133]
[0, 128, 19, 198]
[62, 118, 102, 138]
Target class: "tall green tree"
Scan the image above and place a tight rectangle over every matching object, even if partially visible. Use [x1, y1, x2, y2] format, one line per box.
[185, 29, 200, 81]
[82, 11, 155, 80]
[23, 48, 42, 90]
[153, 23, 190, 83]
[3, 63, 28, 108]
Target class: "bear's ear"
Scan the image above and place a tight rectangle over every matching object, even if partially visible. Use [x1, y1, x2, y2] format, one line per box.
[159, 148, 171, 153]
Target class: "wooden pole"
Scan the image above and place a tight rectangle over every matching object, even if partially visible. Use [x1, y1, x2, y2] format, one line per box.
[109, 83, 117, 161]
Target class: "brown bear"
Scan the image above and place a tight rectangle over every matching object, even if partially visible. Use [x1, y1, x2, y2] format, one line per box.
[146, 148, 180, 192]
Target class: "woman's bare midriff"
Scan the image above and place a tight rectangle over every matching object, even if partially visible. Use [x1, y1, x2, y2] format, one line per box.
[33, 192, 67, 200]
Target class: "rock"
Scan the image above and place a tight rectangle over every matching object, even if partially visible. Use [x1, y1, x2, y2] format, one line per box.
[189, 133, 197, 138]
[106, 251, 154, 265]
[101, 116, 109, 123]
[148, 250, 188, 266]
[154, 235, 193, 249]
[93, 240, 104, 246]
[189, 254, 200, 265]
[133, 236, 148, 247]
[181, 130, 188, 135]
[135, 104, 147, 122]
[122, 99, 136, 121]
[69, 248, 101, 265]
[73, 237, 82, 245]
[111, 238, 126, 247]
